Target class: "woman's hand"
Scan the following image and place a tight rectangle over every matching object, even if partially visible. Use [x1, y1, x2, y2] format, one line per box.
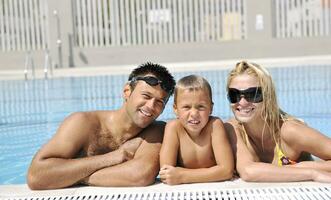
[311, 169, 331, 183]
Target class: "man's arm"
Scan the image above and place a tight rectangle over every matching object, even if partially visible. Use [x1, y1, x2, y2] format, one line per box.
[83, 121, 165, 186]
[27, 112, 128, 190]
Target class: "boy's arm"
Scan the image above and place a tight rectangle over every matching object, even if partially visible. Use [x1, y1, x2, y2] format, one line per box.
[27, 112, 127, 190]
[159, 120, 179, 167]
[209, 118, 234, 180]
[160, 118, 234, 185]
[82, 121, 165, 186]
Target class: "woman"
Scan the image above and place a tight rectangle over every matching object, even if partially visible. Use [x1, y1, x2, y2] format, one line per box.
[225, 61, 331, 182]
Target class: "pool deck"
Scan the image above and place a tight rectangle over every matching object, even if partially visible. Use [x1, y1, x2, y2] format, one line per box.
[1, 55, 331, 80]
[1, 179, 330, 199]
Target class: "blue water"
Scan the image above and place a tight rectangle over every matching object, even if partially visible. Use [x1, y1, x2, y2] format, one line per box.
[0, 64, 330, 185]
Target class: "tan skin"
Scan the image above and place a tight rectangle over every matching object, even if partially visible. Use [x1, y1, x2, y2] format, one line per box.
[225, 73, 331, 182]
[27, 77, 168, 189]
[159, 89, 234, 185]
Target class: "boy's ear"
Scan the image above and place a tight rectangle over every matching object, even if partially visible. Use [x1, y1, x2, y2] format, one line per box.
[123, 83, 132, 100]
[173, 104, 179, 118]
[211, 102, 214, 115]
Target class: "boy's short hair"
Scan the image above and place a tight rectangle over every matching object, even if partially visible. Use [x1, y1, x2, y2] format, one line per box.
[174, 75, 213, 104]
[128, 62, 176, 97]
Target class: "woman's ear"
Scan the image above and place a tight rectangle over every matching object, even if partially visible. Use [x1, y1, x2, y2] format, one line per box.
[123, 83, 132, 101]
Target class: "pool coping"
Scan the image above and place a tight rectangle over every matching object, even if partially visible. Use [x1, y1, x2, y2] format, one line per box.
[1, 179, 330, 198]
[1, 55, 331, 80]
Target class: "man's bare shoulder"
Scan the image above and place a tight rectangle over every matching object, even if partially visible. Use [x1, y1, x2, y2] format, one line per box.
[58, 111, 114, 139]
[138, 120, 166, 142]
[64, 111, 100, 129]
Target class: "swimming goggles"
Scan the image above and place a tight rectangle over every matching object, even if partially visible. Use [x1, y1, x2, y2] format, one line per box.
[130, 76, 173, 94]
[227, 87, 263, 103]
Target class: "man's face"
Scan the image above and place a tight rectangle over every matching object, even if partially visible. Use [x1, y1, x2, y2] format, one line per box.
[124, 78, 168, 128]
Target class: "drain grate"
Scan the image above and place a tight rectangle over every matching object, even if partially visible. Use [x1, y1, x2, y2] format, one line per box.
[4, 186, 331, 200]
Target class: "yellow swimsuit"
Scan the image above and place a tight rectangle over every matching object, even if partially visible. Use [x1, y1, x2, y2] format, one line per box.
[276, 144, 296, 166]
[241, 124, 297, 166]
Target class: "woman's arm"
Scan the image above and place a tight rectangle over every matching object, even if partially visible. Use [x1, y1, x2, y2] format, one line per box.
[225, 121, 331, 183]
[282, 121, 331, 172]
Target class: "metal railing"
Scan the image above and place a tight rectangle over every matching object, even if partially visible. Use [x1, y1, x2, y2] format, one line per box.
[0, 0, 49, 52]
[72, 0, 247, 47]
[273, 0, 331, 38]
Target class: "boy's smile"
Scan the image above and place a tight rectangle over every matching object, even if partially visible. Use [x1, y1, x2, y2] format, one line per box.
[174, 89, 212, 136]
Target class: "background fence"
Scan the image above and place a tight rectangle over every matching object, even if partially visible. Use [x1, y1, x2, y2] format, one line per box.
[273, 0, 331, 38]
[72, 0, 246, 47]
[0, 0, 331, 70]
[0, 0, 49, 52]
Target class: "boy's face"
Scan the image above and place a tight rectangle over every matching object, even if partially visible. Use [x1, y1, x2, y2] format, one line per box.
[124, 75, 168, 128]
[174, 89, 212, 136]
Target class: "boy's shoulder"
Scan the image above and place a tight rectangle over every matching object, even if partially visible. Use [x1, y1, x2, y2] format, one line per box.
[208, 116, 224, 125]
[165, 119, 182, 128]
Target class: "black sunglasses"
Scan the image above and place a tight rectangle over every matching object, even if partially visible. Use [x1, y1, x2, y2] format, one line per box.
[227, 87, 263, 103]
[130, 76, 172, 94]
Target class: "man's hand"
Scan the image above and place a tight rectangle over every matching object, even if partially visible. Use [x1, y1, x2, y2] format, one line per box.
[119, 137, 143, 159]
[159, 165, 183, 185]
[102, 137, 143, 166]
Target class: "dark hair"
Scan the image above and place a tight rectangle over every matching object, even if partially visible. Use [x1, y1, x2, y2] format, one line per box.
[128, 62, 176, 96]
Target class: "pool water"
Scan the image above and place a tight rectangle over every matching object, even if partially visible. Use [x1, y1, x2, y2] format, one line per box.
[0, 65, 330, 184]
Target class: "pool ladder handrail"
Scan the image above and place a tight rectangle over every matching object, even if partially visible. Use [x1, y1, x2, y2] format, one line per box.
[44, 50, 53, 79]
[24, 51, 35, 80]
[24, 50, 54, 80]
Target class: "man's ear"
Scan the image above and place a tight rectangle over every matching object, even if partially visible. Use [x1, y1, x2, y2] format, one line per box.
[123, 83, 132, 101]
[173, 104, 179, 118]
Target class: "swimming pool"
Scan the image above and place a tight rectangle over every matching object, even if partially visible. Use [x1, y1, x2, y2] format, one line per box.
[0, 64, 330, 185]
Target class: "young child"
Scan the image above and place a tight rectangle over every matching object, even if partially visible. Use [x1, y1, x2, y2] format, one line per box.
[159, 75, 234, 185]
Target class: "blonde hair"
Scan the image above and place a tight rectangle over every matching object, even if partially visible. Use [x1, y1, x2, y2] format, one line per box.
[226, 61, 296, 146]
[174, 75, 213, 105]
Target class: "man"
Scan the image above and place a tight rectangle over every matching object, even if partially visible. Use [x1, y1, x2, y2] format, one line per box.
[27, 62, 176, 189]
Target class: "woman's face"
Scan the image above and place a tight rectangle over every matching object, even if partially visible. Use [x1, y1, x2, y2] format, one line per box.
[228, 73, 263, 123]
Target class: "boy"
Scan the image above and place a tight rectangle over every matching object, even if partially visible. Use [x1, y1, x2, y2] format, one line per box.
[159, 75, 234, 185]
